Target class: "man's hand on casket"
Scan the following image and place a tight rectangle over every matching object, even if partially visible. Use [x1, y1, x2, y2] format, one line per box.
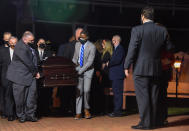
[78, 70, 83, 75]
[75, 66, 81, 71]
[35, 72, 41, 79]
[75, 66, 83, 75]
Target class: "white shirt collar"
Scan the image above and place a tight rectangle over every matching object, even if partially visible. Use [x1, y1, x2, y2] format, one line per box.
[9, 47, 14, 61]
[144, 20, 153, 24]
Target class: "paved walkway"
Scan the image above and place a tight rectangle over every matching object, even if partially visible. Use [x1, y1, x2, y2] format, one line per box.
[0, 114, 189, 131]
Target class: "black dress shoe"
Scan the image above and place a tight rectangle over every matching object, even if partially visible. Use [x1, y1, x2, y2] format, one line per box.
[131, 124, 152, 130]
[27, 116, 38, 122]
[108, 112, 123, 117]
[19, 118, 26, 123]
[8, 116, 16, 121]
[1, 115, 7, 119]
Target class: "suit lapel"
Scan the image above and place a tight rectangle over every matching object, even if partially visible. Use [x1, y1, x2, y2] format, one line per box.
[77, 42, 81, 60]
[4, 48, 12, 63]
[84, 41, 89, 58]
[112, 44, 119, 57]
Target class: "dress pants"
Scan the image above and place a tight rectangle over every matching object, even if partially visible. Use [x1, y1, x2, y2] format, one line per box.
[13, 78, 37, 119]
[0, 85, 5, 116]
[5, 82, 15, 117]
[158, 69, 172, 124]
[133, 75, 160, 128]
[76, 76, 92, 114]
[112, 79, 124, 113]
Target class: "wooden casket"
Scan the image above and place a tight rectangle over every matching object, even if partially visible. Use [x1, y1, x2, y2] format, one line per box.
[41, 56, 78, 87]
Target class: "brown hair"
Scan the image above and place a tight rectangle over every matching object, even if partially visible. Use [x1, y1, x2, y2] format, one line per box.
[141, 6, 154, 20]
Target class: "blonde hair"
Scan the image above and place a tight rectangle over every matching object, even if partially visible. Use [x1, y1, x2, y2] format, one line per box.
[102, 40, 113, 59]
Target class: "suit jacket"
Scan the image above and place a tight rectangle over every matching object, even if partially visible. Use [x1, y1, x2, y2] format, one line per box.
[124, 22, 173, 76]
[58, 41, 76, 60]
[35, 48, 53, 65]
[72, 41, 96, 78]
[109, 44, 125, 80]
[0, 47, 11, 87]
[6, 40, 38, 86]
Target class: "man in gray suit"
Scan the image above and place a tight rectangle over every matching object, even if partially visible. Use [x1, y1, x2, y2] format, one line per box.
[6, 31, 40, 123]
[72, 30, 96, 120]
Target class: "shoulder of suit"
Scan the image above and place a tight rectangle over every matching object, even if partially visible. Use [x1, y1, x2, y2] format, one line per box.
[132, 24, 143, 30]
[75, 41, 80, 46]
[155, 24, 167, 32]
[0, 46, 9, 51]
[118, 44, 124, 51]
[87, 41, 95, 48]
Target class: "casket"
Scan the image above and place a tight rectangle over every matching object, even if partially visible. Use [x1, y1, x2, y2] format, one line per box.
[41, 56, 78, 87]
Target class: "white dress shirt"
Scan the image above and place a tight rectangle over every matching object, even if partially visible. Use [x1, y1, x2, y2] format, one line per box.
[9, 47, 14, 61]
[38, 48, 44, 60]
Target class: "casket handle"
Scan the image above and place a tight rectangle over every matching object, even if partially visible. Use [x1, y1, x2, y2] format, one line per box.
[50, 73, 77, 80]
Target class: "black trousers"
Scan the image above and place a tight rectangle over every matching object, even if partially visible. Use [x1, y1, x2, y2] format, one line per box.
[4, 82, 16, 117]
[133, 75, 160, 127]
[0, 85, 5, 116]
[112, 79, 124, 113]
[12, 79, 37, 119]
[158, 69, 172, 123]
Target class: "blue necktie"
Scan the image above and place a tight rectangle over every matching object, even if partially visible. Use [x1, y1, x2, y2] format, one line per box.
[80, 44, 84, 67]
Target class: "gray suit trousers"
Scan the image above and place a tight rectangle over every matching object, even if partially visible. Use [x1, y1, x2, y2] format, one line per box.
[76, 75, 92, 114]
[12, 78, 37, 119]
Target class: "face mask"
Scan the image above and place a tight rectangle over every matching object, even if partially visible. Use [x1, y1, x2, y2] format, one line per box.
[4, 41, 10, 46]
[79, 37, 87, 44]
[39, 43, 46, 49]
[28, 42, 35, 48]
[10, 45, 15, 49]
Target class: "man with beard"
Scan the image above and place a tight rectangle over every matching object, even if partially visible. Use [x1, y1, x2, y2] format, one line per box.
[6, 31, 40, 123]
[0, 36, 17, 121]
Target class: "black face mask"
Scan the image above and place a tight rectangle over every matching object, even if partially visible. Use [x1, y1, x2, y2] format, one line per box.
[28, 42, 35, 49]
[79, 37, 87, 45]
[10, 45, 15, 49]
[4, 41, 10, 46]
[39, 43, 46, 49]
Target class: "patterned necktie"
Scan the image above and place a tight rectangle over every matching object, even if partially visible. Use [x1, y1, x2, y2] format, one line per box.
[80, 44, 84, 67]
[30, 48, 37, 67]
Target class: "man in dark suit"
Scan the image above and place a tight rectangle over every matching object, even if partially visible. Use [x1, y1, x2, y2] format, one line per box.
[124, 7, 173, 129]
[6, 31, 40, 123]
[35, 38, 53, 116]
[0, 32, 12, 48]
[108, 35, 125, 117]
[36, 38, 53, 64]
[0, 32, 12, 117]
[57, 27, 83, 60]
[0, 36, 17, 121]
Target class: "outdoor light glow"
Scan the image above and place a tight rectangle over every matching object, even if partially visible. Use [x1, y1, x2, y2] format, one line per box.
[174, 61, 181, 69]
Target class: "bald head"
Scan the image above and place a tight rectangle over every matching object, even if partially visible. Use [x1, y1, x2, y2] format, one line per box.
[22, 31, 34, 45]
